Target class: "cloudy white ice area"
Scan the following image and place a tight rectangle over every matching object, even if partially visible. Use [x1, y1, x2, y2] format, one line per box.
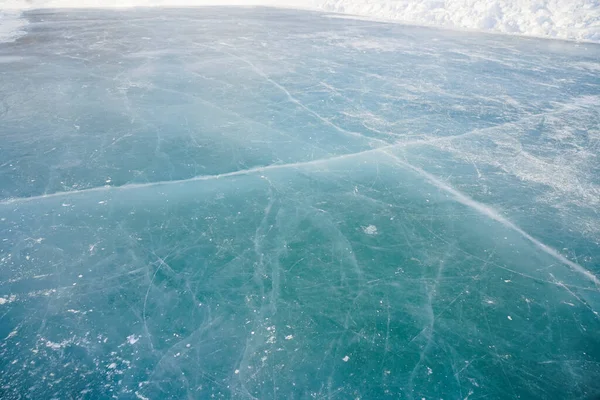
[1, 6, 600, 400]
[0, 10, 28, 42]
[1, 0, 600, 43]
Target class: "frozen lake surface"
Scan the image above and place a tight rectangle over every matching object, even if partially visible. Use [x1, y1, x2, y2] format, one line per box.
[1, 8, 599, 399]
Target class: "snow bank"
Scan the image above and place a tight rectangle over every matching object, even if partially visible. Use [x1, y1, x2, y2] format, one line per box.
[319, 0, 600, 43]
[0, 0, 599, 43]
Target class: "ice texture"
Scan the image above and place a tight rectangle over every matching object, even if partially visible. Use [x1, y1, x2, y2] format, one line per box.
[1, 8, 600, 400]
[2, 0, 600, 43]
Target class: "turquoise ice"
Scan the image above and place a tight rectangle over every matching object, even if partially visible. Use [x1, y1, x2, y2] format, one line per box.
[1, 8, 599, 399]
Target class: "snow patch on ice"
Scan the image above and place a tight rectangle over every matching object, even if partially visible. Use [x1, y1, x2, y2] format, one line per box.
[127, 334, 139, 344]
[44, 338, 72, 350]
[363, 225, 378, 235]
[0, 294, 17, 305]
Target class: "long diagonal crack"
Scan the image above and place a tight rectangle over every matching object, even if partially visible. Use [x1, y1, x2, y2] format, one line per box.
[0, 144, 393, 205]
[0, 107, 580, 206]
[383, 151, 600, 287]
[2, 140, 597, 286]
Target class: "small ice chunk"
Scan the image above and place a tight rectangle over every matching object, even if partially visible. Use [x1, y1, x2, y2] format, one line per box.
[234, 369, 240, 374]
[342, 355, 350, 362]
[5, 330, 18, 339]
[285, 335, 294, 340]
[135, 392, 150, 400]
[127, 335, 139, 345]
[507, 316, 512, 320]
[362, 225, 378, 235]
[108, 363, 117, 369]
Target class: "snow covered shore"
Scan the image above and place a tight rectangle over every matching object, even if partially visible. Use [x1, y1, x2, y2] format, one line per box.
[1, 0, 599, 43]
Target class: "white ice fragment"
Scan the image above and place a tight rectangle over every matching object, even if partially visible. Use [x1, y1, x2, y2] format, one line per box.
[45, 340, 64, 350]
[5, 330, 18, 339]
[3, 294, 17, 305]
[234, 369, 240, 374]
[108, 363, 117, 369]
[127, 335, 139, 345]
[507, 316, 513, 320]
[135, 392, 149, 400]
[78, 274, 83, 278]
[342, 355, 350, 362]
[186, 344, 191, 348]
[285, 335, 293, 340]
[426, 367, 433, 375]
[504, 280, 511, 283]
[362, 225, 378, 235]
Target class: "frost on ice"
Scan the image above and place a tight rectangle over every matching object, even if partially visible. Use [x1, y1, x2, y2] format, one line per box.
[362, 224, 378, 235]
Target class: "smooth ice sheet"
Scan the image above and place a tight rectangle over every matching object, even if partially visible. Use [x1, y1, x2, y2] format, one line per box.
[1, 8, 599, 399]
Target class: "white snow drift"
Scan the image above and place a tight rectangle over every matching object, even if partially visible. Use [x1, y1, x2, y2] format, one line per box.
[1, 0, 599, 43]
